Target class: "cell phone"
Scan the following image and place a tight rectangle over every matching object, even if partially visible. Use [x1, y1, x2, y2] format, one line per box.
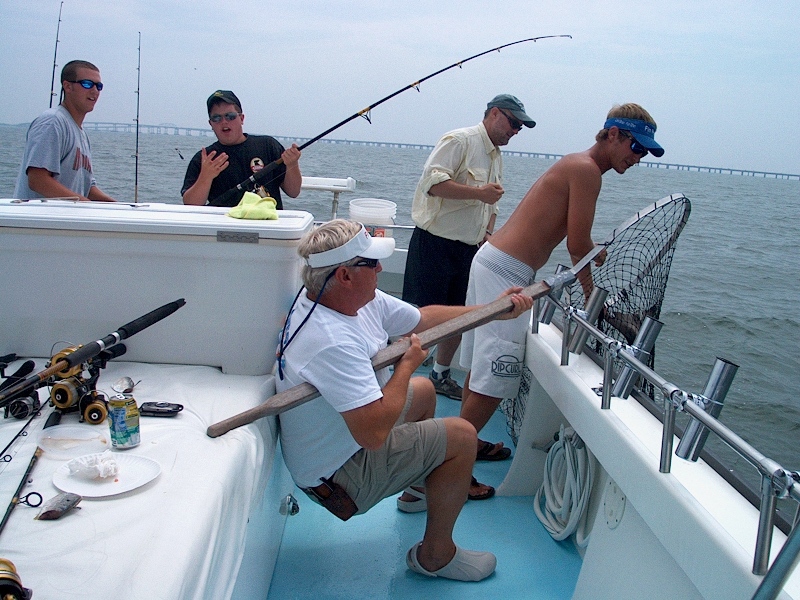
[139, 402, 183, 417]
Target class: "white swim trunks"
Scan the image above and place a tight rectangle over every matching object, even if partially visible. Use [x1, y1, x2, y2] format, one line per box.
[460, 242, 536, 399]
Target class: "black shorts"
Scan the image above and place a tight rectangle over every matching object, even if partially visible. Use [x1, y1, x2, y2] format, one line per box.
[402, 227, 478, 307]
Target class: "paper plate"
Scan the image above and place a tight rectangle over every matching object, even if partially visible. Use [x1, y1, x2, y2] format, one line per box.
[37, 425, 111, 460]
[53, 453, 161, 497]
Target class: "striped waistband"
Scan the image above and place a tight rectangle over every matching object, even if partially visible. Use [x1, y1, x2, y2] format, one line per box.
[474, 242, 536, 287]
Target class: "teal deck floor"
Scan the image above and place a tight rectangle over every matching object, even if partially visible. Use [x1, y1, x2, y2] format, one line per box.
[267, 370, 582, 599]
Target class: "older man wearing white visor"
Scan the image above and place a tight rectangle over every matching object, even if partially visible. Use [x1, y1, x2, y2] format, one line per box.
[275, 219, 532, 582]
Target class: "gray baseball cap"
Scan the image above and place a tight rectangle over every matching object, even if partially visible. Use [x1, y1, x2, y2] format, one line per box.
[487, 94, 535, 128]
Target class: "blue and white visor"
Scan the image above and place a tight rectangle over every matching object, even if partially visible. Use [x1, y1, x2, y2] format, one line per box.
[604, 117, 664, 157]
[306, 224, 395, 268]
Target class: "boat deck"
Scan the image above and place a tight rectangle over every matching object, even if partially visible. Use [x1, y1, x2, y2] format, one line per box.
[267, 369, 583, 599]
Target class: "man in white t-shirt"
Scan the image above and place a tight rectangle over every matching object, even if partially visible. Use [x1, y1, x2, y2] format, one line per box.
[15, 59, 116, 202]
[276, 219, 531, 582]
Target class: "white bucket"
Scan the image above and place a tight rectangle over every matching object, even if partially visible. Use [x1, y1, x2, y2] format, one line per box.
[349, 198, 396, 237]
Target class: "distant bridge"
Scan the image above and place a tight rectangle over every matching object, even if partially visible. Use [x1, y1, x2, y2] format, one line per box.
[82, 122, 799, 181]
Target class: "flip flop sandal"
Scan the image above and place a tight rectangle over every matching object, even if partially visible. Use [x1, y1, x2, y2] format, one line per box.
[406, 541, 497, 581]
[476, 440, 512, 461]
[397, 487, 427, 513]
[468, 476, 495, 501]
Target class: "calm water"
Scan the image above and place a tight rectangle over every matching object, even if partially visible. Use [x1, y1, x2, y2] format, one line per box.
[2, 124, 799, 492]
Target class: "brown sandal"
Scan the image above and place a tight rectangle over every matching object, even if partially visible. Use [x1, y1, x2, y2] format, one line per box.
[468, 476, 495, 501]
[476, 439, 511, 461]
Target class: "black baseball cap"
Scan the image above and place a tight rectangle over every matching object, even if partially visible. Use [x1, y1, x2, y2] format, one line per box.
[207, 90, 242, 114]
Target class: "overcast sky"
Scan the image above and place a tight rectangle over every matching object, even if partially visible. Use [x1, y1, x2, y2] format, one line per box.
[1, 0, 798, 174]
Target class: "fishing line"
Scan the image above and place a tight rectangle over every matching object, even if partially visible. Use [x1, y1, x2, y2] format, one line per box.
[211, 35, 572, 206]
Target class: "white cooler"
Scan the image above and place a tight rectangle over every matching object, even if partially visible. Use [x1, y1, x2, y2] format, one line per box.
[0, 200, 314, 375]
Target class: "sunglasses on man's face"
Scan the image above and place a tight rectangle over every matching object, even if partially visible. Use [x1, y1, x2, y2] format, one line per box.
[500, 110, 524, 131]
[69, 79, 103, 91]
[209, 112, 241, 123]
[352, 257, 380, 269]
[620, 130, 649, 157]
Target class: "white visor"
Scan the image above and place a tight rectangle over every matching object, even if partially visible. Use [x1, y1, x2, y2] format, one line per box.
[306, 224, 395, 268]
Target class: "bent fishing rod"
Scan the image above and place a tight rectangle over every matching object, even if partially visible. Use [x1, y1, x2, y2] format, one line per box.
[0, 299, 186, 406]
[210, 35, 572, 207]
[206, 245, 601, 438]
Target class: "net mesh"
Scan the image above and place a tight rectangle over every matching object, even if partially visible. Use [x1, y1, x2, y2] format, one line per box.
[502, 194, 692, 446]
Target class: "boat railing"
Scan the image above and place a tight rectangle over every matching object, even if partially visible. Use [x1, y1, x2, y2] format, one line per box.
[537, 296, 800, 598]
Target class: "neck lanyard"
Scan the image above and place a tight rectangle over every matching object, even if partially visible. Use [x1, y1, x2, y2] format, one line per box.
[277, 270, 336, 380]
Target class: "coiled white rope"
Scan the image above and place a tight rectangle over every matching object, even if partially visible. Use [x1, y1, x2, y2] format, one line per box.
[534, 424, 595, 547]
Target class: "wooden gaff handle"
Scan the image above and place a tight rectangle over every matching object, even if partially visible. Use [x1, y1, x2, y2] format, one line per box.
[206, 280, 550, 438]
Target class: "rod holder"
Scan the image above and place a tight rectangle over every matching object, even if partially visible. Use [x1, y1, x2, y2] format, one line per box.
[611, 317, 664, 399]
[568, 287, 608, 355]
[560, 308, 572, 366]
[539, 264, 568, 324]
[660, 392, 678, 473]
[675, 357, 739, 462]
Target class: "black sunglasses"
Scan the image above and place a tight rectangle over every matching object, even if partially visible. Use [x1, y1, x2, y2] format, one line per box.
[500, 110, 524, 131]
[619, 130, 649, 157]
[209, 112, 241, 123]
[352, 257, 380, 269]
[69, 79, 103, 91]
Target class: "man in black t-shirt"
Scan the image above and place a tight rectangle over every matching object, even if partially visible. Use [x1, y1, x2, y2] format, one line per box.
[181, 90, 302, 208]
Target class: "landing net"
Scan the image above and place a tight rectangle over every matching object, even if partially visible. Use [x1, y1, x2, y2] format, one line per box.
[502, 193, 692, 445]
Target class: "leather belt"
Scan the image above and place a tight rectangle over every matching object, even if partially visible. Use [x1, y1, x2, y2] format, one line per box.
[304, 481, 333, 500]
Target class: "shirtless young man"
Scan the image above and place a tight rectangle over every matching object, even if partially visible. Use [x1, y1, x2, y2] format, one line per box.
[458, 103, 664, 493]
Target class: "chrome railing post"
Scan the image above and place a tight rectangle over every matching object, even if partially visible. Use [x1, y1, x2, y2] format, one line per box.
[601, 340, 618, 410]
[611, 317, 664, 399]
[568, 287, 608, 355]
[331, 191, 340, 220]
[561, 307, 572, 366]
[660, 390, 681, 473]
[531, 298, 540, 334]
[676, 357, 739, 461]
[752, 477, 800, 599]
[752, 523, 800, 600]
[754, 473, 778, 576]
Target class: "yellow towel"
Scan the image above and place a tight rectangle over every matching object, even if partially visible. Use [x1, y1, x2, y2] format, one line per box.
[227, 191, 278, 220]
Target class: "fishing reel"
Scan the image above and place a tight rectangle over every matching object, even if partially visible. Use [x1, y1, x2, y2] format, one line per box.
[0, 356, 41, 421]
[0, 559, 32, 600]
[46, 344, 127, 425]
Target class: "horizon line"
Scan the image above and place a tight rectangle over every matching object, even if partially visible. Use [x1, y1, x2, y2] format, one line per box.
[1, 121, 797, 181]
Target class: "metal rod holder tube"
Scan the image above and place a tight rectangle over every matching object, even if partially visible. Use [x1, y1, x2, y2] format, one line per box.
[601, 343, 615, 410]
[568, 287, 609, 355]
[531, 298, 540, 334]
[754, 474, 778, 575]
[539, 264, 568, 324]
[660, 392, 678, 473]
[611, 317, 664, 399]
[752, 498, 800, 599]
[561, 309, 572, 366]
[676, 357, 739, 461]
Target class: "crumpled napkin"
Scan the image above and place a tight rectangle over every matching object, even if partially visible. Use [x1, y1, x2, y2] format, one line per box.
[227, 191, 278, 220]
[68, 451, 119, 479]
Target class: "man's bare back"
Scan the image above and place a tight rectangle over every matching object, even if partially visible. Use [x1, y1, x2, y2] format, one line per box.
[490, 149, 604, 271]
